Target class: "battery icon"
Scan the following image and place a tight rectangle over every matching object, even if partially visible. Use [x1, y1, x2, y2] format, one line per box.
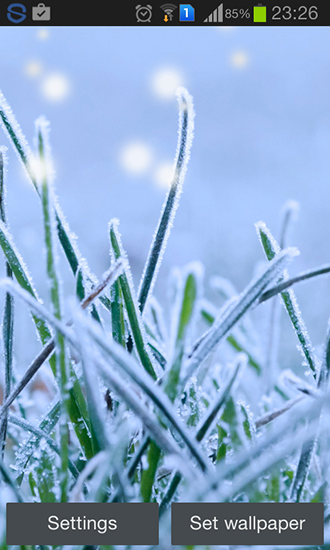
[253, 4, 267, 22]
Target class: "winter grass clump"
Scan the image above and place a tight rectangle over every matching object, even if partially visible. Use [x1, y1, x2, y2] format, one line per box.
[1, 87, 330, 550]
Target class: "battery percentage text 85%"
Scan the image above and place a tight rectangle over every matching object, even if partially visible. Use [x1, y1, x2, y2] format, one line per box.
[225, 8, 251, 18]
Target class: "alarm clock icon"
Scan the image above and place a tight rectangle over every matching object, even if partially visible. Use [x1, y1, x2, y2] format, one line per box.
[135, 5, 153, 22]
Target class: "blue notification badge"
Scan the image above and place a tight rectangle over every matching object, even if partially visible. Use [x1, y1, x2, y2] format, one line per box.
[179, 4, 195, 21]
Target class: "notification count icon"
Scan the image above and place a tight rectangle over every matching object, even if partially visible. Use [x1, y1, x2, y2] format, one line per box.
[135, 5, 153, 22]
[7, 3, 27, 23]
[179, 4, 194, 21]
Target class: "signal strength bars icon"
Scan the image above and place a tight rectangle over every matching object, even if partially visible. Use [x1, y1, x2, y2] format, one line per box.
[204, 3, 223, 22]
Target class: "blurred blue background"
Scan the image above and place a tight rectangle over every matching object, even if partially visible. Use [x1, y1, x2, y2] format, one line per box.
[0, 25, 330, 374]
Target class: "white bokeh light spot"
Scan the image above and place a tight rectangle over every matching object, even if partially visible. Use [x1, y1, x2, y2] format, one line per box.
[120, 142, 153, 176]
[155, 162, 174, 189]
[41, 73, 71, 102]
[25, 60, 43, 78]
[218, 26, 236, 32]
[37, 28, 50, 40]
[230, 50, 250, 69]
[151, 67, 185, 100]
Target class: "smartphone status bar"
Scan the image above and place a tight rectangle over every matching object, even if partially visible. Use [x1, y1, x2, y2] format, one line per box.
[0, 1, 324, 26]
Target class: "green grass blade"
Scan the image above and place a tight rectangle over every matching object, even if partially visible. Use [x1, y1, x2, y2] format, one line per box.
[165, 264, 201, 403]
[185, 247, 298, 385]
[0, 149, 14, 457]
[109, 219, 157, 380]
[0, 292, 14, 455]
[8, 415, 79, 480]
[0, 224, 98, 460]
[77, 309, 209, 472]
[95, 358, 197, 471]
[196, 357, 243, 442]
[0, 89, 112, 318]
[200, 300, 261, 374]
[159, 471, 182, 516]
[0, 260, 124, 426]
[0, 458, 23, 502]
[147, 296, 168, 343]
[140, 440, 162, 502]
[191, 389, 329, 504]
[37, 116, 69, 501]
[75, 265, 103, 325]
[147, 339, 167, 370]
[110, 278, 126, 347]
[0, 220, 52, 346]
[74, 315, 110, 454]
[159, 356, 243, 514]
[290, 322, 330, 501]
[144, 265, 201, 502]
[0, 281, 206, 474]
[256, 221, 317, 375]
[12, 400, 60, 484]
[264, 201, 299, 389]
[259, 263, 330, 303]
[138, 87, 195, 312]
[0, 92, 37, 191]
[279, 199, 300, 248]
[255, 395, 304, 429]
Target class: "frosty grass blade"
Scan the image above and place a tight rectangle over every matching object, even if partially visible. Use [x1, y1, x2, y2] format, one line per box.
[73, 309, 110, 454]
[290, 321, 330, 501]
[0, 149, 14, 458]
[184, 246, 298, 385]
[200, 299, 262, 373]
[138, 87, 195, 313]
[109, 219, 158, 380]
[12, 400, 60, 484]
[78, 308, 209, 473]
[165, 263, 202, 403]
[37, 116, 70, 501]
[8, 415, 79, 480]
[192, 388, 330, 504]
[0, 279, 206, 473]
[258, 263, 330, 304]
[159, 354, 244, 515]
[256, 221, 317, 375]
[0, 89, 112, 315]
[0, 259, 124, 423]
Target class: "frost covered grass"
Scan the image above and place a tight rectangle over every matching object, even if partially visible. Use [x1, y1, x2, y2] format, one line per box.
[0, 87, 330, 550]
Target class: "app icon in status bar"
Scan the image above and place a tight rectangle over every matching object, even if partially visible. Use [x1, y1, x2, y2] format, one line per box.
[180, 4, 195, 21]
[7, 3, 27, 23]
[32, 3, 51, 21]
[135, 4, 153, 22]
[7, 2, 51, 23]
